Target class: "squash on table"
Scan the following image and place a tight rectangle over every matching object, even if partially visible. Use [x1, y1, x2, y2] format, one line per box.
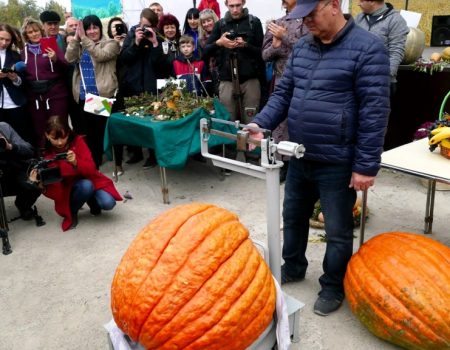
[344, 232, 450, 350]
[111, 203, 276, 350]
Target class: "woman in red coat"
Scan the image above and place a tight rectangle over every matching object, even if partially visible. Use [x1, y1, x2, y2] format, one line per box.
[30, 115, 122, 231]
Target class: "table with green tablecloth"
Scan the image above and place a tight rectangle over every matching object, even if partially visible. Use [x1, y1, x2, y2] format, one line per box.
[104, 100, 234, 203]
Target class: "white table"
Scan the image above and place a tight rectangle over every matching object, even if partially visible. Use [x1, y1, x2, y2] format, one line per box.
[380, 137, 450, 234]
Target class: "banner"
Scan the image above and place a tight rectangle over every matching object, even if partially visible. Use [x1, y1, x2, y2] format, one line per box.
[72, 0, 122, 20]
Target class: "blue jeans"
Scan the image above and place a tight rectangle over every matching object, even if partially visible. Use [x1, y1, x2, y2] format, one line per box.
[283, 158, 356, 299]
[70, 179, 116, 214]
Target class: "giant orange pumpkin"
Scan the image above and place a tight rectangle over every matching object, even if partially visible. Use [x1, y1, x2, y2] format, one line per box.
[111, 203, 276, 350]
[344, 232, 450, 350]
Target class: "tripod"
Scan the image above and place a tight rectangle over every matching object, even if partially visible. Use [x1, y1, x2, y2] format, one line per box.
[229, 50, 244, 121]
[0, 170, 12, 255]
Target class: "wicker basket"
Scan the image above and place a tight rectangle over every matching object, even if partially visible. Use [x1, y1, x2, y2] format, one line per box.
[440, 138, 450, 159]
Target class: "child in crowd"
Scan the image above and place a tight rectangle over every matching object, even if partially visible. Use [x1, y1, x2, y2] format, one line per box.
[172, 35, 208, 96]
[29, 115, 122, 231]
[182, 8, 200, 58]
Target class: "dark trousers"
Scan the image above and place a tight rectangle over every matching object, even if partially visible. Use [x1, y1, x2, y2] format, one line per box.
[0, 106, 33, 145]
[1, 167, 41, 214]
[282, 158, 356, 299]
[77, 101, 107, 169]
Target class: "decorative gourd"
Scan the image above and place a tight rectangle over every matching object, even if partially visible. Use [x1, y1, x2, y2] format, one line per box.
[442, 47, 450, 62]
[402, 27, 425, 64]
[111, 203, 276, 350]
[344, 232, 450, 350]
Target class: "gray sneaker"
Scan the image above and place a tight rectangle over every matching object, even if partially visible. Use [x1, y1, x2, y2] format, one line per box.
[313, 297, 343, 316]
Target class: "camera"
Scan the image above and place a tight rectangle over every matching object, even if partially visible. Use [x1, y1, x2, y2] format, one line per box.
[29, 152, 67, 186]
[0, 67, 14, 74]
[115, 23, 126, 36]
[141, 26, 154, 39]
[226, 31, 247, 40]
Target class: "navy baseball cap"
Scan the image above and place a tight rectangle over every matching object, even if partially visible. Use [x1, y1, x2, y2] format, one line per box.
[288, 0, 320, 19]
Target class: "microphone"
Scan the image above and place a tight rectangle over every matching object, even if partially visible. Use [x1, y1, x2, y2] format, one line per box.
[14, 61, 27, 73]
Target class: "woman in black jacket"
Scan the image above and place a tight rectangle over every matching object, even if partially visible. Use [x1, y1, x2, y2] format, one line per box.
[0, 23, 32, 144]
[118, 9, 167, 167]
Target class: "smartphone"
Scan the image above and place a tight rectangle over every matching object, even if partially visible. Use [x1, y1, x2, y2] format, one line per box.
[40, 36, 58, 53]
[115, 23, 126, 36]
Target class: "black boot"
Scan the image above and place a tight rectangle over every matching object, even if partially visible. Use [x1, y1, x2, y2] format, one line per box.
[87, 197, 101, 216]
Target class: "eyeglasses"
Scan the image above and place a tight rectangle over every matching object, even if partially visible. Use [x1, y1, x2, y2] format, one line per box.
[303, 0, 331, 21]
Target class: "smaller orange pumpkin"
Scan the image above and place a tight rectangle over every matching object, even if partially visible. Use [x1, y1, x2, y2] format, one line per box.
[344, 232, 450, 350]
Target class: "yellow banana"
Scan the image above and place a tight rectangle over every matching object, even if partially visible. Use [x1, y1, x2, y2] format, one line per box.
[430, 125, 450, 135]
[429, 129, 450, 145]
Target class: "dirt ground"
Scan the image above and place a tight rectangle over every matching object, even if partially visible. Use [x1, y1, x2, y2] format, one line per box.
[1, 156, 449, 350]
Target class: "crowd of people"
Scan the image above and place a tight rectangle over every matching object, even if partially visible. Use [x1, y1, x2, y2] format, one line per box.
[1, 0, 409, 316]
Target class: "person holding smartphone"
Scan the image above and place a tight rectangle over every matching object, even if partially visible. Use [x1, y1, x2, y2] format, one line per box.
[20, 17, 69, 148]
[0, 23, 33, 143]
[107, 17, 128, 48]
[106, 17, 129, 176]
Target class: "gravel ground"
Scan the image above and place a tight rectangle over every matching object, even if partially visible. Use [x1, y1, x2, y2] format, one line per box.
[1, 157, 449, 350]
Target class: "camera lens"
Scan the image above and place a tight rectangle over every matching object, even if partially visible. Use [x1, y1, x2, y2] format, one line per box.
[0, 138, 7, 151]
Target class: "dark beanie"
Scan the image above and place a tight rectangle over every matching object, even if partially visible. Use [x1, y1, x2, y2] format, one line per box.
[40, 10, 61, 23]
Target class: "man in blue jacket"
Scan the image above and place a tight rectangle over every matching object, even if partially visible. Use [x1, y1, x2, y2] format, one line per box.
[248, 0, 390, 316]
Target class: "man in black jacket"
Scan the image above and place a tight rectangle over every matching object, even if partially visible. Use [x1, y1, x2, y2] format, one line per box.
[203, 0, 264, 123]
[0, 122, 40, 220]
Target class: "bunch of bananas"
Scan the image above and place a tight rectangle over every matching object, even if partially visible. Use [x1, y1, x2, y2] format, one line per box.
[428, 116, 450, 152]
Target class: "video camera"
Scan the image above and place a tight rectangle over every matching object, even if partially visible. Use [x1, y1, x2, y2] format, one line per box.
[29, 152, 67, 186]
[226, 30, 247, 41]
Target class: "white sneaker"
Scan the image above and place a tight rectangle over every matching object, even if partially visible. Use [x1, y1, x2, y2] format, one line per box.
[113, 167, 124, 177]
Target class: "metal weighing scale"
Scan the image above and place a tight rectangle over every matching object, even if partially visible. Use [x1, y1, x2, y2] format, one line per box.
[107, 117, 305, 350]
[199, 117, 305, 349]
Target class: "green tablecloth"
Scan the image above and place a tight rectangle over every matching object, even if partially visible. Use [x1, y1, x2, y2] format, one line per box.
[104, 99, 234, 169]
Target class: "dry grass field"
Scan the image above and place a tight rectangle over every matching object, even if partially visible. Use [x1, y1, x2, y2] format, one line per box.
[350, 0, 450, 45]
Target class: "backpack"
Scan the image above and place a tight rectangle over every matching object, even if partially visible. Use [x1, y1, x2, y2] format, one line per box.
[219, 14, 254, 33]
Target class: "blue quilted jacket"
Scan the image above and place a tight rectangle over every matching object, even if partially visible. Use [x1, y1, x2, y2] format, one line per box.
[253, 17, 390, 176]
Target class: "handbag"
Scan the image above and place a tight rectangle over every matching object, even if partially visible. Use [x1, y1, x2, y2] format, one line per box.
[79, 63, 115, 117]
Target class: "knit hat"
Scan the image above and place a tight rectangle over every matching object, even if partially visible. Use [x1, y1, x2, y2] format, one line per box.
[40, 10, 61, 23]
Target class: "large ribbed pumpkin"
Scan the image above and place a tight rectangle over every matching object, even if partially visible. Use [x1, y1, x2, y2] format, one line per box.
[111, 203, 276, 350]
[344, 232, 450, 350]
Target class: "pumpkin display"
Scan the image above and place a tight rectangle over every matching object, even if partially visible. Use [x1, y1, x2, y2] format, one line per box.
[111, 203, 276, 350]
[344, 232, 450, 350]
